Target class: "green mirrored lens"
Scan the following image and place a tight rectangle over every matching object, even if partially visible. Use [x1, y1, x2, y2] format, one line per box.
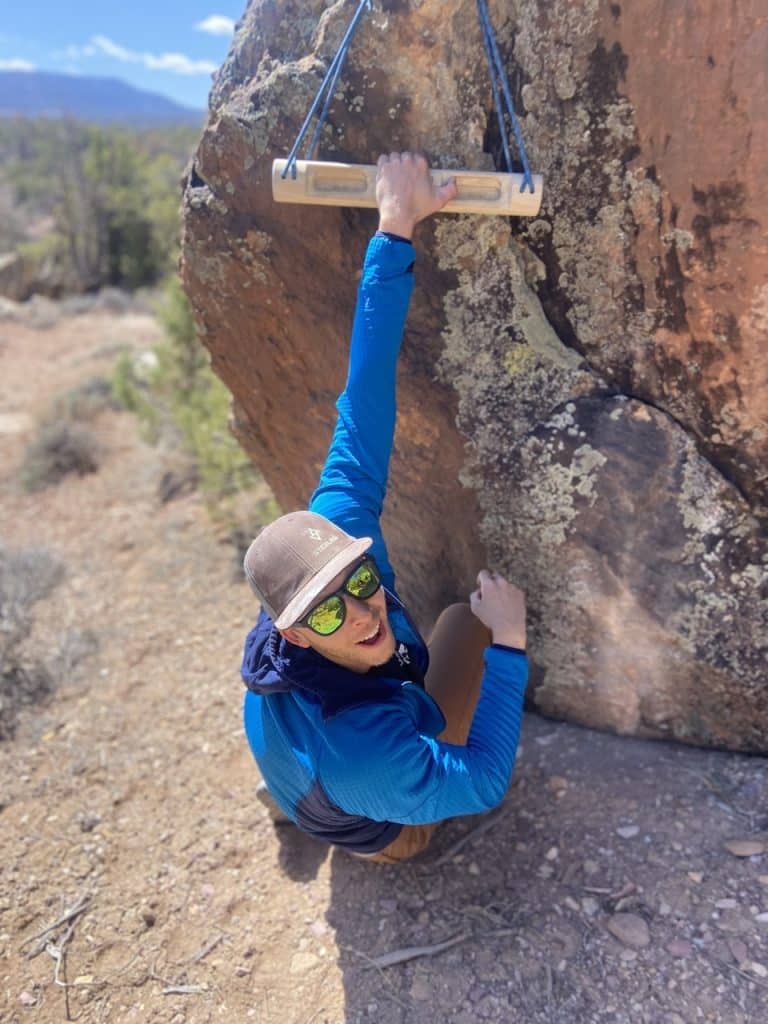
[306, 595, 345, 635]
[346, 560, 379, 599]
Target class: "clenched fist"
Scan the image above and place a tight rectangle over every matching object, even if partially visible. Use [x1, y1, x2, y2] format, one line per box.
[470, 570, 527, 650]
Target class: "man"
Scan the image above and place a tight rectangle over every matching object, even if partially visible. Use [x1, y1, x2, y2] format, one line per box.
[241, 152, 528, 863]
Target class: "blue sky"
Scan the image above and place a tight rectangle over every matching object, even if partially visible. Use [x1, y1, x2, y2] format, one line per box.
[0, 2, 248, 109]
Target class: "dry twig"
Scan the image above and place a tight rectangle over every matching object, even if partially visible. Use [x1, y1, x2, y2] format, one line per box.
[350, 931, 468, 970]
[429, 806, 512, 867]
[186, 932, 227, 965]
[21, 892, 92, 959]
[709, 955, 768, 992]
[45, 920, 77, 987]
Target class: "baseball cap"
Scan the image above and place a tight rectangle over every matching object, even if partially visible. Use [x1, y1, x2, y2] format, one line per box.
[243, 511, 372, 630]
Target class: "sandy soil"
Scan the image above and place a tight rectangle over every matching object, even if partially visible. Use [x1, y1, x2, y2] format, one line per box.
[0, 305, 767, 1024]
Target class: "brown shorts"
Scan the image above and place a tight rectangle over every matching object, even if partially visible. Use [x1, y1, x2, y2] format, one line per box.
[356, 602, 490, 864]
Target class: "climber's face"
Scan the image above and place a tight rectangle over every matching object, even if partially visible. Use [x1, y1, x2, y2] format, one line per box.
[279, 560, 396, 672]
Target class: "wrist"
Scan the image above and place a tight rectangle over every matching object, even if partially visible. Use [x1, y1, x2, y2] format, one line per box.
[492, 632, 526, 651]
[377, 216, 415, 240]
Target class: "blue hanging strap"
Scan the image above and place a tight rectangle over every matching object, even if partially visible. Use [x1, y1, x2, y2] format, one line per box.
[281, 0, 372, 180]
[476, 0, 535, 194]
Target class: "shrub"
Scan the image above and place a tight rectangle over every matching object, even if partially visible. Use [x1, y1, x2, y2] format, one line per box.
[52, 376, 119, 422]
[111, 349, 163, 442]
[20, 421, 102, 492]
[0, 545, 64, 740]
[112, 275, 280, 536]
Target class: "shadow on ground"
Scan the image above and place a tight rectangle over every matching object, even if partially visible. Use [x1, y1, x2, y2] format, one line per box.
[292, 712, 768, 1024]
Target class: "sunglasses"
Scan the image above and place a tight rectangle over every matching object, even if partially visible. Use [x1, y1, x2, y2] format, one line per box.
[299, 556, 382, 636]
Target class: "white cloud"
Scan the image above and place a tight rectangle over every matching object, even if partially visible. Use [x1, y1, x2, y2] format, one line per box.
[91, 35, 217, 76]
[92, 36, 134, 62]
[195, 15, 235, 37]
[0, 58, 36, 71]
[55, 44, 96, 61]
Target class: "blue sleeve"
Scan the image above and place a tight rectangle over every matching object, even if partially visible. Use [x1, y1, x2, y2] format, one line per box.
[309, 233, 415, 591]
[321, 648, 528, 824]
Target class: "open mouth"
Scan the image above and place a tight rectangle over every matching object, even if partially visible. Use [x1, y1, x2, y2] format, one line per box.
[356, 622, 384, 647]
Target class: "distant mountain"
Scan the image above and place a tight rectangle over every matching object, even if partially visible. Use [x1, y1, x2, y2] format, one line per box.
[0, 71, 204, 125]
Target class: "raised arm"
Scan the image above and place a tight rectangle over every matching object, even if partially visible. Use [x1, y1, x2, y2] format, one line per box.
[309, 154, 457, 590]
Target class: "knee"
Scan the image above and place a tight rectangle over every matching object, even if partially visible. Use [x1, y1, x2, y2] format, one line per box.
[430, 601, 491, 647]
[436, 598, 473, 622]
[434, 602, 473, 629]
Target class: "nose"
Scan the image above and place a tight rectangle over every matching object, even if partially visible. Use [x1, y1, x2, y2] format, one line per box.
[345, 593, 376, 624]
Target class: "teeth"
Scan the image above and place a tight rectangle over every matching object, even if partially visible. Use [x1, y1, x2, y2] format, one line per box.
[359, 625, 379, 643]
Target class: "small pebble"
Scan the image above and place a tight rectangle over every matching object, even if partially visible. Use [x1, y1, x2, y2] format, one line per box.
[666, 939, 692, 958]
[727, 938, 748, 965]
[724, 839, 765, 858]
[468, 862, 480, 876]
[290, 952, 319, 974]
[749, 961, 768, 978]
[535, 733, 558, 746]
[715, 898, 738, 909]
[616, 825, 639, 839]
[76, 811, 101, 833]
[581, 897, 599, 917]
[19, 991, 37, 1007]
[547, 775, 568, 792]
[545, 846, 559, 861]
[606, 913, 650, 949]
[687, 872, 703, 884]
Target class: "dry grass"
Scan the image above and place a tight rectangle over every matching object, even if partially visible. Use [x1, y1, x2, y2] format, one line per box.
[19, 421, 102, 492]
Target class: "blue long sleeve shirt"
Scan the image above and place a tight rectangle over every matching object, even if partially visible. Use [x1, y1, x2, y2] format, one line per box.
[241, 233, 527, 854]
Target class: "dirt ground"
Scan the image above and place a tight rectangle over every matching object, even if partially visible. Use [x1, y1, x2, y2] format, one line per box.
[0, 303, 767, 1024]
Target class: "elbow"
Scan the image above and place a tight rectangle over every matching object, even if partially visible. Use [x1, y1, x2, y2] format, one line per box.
[475, 765, 511, 811]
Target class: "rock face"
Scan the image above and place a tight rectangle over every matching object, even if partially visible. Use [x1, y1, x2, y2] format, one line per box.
[181, 0, 767, 751]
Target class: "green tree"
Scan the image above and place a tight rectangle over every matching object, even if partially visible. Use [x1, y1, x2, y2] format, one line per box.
[0, 118, 199, 293]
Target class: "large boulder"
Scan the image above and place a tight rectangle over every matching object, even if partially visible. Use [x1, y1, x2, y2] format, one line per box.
[181, 0, 767, 751]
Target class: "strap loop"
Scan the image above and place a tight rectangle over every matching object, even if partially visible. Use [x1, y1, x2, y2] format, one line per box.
[476, 0, 535, 193]
[281, 0, 372, 179]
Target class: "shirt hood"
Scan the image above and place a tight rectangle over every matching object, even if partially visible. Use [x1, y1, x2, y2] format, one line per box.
[241, 608, 403, 718]
[240, 592, 428, 719]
